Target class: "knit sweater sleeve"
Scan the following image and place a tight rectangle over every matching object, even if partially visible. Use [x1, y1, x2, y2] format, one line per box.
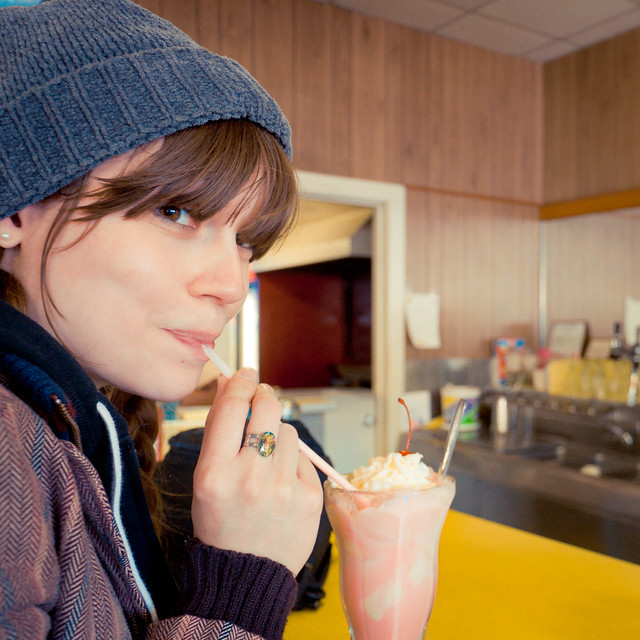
[166, 537, 298, 640]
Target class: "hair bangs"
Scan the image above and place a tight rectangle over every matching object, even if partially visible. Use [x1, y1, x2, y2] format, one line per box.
[23, 119, 297, 331]
[70, 120, 298, 261]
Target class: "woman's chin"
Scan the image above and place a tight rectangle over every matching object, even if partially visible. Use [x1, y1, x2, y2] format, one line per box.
[115, 375, 200, 404]
[151, 383, 200, 404]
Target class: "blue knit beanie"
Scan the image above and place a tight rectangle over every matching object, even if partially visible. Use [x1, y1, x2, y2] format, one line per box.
[0, 0, 292, 221]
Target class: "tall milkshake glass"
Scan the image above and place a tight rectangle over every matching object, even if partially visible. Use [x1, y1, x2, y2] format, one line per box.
[324, 476, 455, 640]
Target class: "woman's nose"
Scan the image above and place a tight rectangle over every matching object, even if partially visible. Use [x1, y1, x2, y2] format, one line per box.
[187, 238, 248, 305]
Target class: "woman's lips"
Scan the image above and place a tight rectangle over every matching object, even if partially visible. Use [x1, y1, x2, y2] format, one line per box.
[165, 329, 216, 360]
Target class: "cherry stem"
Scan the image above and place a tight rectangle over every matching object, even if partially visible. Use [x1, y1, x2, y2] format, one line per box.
[398, 397, 412, 456]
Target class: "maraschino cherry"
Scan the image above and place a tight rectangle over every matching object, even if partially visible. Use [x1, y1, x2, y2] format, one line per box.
[398, 397, 413, 456]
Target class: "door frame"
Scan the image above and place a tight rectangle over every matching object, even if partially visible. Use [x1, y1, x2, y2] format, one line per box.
[297, 171, 407, 456]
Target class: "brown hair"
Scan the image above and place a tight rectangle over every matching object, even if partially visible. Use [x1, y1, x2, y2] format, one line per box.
[0, 118, 298, 535]
[41, 118, 298, 323]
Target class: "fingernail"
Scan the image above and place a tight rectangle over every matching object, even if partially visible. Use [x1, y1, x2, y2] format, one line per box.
[258, 382, 273, 393]
[238, 367, 258, 381]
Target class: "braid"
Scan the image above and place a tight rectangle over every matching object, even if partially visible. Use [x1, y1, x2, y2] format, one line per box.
[106, 388, 166, 540]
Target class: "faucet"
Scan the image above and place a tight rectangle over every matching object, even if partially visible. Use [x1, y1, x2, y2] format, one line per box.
[601, 423, 635, 450]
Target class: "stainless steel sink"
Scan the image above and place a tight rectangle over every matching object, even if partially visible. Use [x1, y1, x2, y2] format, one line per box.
[550, 442, 640, 480]
[504, 441, 563, 461]
[408, 390, 640, 564]
[502, 440, 640, 480]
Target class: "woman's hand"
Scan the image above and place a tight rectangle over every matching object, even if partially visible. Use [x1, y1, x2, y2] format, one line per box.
[191, 367, 323, 575]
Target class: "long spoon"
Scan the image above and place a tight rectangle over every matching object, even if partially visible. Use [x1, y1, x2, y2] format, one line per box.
[438, 399, 465, 477]
[202, 345, 358, 491]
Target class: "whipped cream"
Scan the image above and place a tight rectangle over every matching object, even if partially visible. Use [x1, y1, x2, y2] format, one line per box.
[347, 452, 437, 491]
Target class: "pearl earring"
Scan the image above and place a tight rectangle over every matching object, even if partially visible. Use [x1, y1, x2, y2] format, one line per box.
[0, 232, 10, 241]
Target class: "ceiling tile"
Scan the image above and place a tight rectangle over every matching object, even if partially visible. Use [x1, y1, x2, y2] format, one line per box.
[333, 0, 462, 30]
[523, 40, 578, 63]
[569, 8, 640, 45]
[480, 0, 637, 37]
[438, 13, 551, 55]
[312, 0, 640, 61]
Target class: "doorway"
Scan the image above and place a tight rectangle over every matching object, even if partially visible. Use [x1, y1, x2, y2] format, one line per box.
[275, 171, 407, 455]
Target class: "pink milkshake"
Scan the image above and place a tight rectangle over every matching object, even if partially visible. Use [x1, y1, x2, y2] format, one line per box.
[324, 452, 455, 640]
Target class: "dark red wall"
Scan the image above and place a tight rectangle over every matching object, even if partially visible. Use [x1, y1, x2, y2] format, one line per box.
[258, 259, 371, 388]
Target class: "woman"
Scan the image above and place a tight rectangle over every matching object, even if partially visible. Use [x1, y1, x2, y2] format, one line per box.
[0, 1, 323, 639]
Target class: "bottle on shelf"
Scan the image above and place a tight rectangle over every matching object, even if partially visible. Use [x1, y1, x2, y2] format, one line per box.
[610, 321, 626, 360]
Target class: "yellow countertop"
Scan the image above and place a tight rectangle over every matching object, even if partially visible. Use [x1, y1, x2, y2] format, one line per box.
[284, 510, 640, 639]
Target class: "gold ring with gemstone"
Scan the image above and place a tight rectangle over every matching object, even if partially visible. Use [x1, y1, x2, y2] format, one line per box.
[243, 431, 276, 457]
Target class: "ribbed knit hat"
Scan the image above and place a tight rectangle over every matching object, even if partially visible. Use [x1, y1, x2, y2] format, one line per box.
[0, 0, 292, 221]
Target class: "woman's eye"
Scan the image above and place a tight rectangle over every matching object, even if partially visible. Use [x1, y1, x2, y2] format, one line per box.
[236, 234, 255, 258]
[156, 206, 195, 228]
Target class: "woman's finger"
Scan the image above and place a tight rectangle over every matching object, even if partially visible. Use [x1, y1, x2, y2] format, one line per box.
[239, 383, 283, 460]
[198, 367, 259, 463]
[268, 421, 300, 474]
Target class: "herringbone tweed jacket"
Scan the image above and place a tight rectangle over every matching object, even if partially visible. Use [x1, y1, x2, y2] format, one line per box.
[0, 301, 297, 640]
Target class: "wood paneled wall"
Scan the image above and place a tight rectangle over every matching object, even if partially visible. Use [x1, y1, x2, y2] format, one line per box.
[136, 0, 543, 358]
[545, 212, 640, 339]
[544, 29, 640, 203]
[406, 191, 539, 359]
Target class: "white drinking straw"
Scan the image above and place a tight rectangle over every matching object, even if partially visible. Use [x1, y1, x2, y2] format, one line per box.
[202, 345, 357, 491]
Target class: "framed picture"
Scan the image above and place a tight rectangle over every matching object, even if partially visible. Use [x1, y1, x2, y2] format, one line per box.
[548, 321, 589, 357]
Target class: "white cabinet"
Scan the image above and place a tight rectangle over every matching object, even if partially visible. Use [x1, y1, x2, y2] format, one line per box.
[283, 389, 376, 474]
